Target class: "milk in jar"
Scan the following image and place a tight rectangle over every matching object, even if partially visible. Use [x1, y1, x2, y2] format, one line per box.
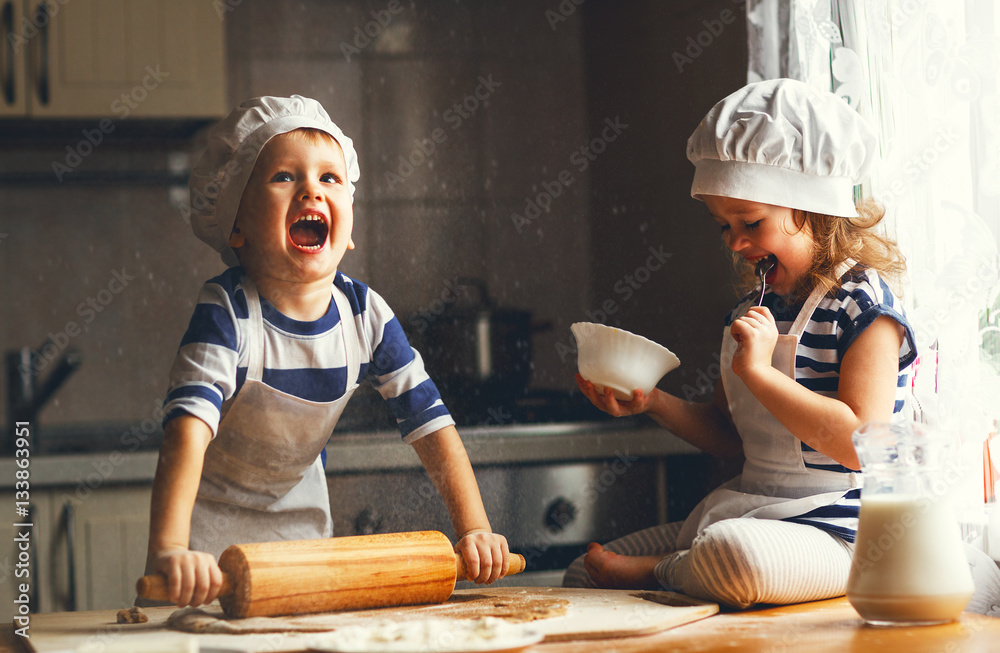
[846, 422, 973, 626]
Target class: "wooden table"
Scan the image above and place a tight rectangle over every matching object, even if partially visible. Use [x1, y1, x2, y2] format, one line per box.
[3, 597, 999, 653]
[538, 597, 1000, 652]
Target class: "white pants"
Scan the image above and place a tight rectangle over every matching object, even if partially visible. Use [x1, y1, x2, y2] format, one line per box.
[563, 518, 1000, 613]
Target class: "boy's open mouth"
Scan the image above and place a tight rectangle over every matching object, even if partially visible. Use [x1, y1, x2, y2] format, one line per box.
[289, 213, 329, 251]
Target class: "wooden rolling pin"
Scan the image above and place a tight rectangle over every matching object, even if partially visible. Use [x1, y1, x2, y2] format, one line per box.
[136, 530, 526, 618]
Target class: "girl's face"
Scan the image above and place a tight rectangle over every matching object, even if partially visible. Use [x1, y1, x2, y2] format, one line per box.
[231, 131, 354, 286]
[703, 195, 815, 297]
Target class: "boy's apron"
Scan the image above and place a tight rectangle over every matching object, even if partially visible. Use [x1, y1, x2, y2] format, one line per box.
[675, 262, 860, 550]
[188, 276, 361, 558]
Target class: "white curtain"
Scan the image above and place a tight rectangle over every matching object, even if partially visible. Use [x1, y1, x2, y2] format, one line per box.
[747, 0, 1000, 551]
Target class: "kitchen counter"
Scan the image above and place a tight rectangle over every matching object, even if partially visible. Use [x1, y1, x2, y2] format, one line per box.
[0, 419, 699, 488]
[5, 596, 999, 653]
[0, 420, 702, 617]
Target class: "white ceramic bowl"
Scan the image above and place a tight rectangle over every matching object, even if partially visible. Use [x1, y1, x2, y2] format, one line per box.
[571, 322, 680, 400]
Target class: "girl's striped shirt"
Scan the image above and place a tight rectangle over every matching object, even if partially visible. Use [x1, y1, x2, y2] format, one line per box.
[726, 263, 916, 473]
[725, 264, 916, 542]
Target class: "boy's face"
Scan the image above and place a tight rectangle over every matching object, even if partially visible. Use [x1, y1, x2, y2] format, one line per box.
[231, 131, 354, 285]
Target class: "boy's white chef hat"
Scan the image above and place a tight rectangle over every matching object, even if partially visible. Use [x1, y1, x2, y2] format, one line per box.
[189, 95, 360, 267]
[686, 78, 877, 218]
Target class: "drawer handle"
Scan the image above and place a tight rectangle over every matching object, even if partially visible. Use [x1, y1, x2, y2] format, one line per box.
[34, 0, 49, 106]
[2, 1, 13, 105]
[62, 501, 76, 612]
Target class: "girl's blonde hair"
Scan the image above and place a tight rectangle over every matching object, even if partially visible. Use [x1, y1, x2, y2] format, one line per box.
[731, 199, 906, 304]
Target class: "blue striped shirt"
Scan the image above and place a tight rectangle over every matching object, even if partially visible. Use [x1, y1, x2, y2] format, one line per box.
[783, 488, 862, 542]
[164, 267, 454, 442]
[726, 264, 916, 469]
[725, 265, 916, 542]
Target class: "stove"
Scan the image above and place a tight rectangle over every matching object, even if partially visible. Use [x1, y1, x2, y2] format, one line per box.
[327, 384, 708, 581]
[335, 385, 612, 433]
[325, 451, 662, 577]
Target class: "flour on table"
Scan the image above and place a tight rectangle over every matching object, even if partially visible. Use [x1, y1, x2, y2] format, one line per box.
[304, 617, 543, 653]
[423, 592, 569, 623]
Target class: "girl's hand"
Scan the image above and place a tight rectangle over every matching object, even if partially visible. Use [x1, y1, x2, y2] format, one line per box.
[730, 306, 779, 379]
[455, 530, 510, 585]
[575, 374, 655, 416]
[153, 547, 224, 607]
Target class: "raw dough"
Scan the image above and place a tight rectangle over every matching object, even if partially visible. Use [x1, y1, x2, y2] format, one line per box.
[166, 592, 569, 634]
[420, 593, 569, 623]
[116, 607, 149, 624]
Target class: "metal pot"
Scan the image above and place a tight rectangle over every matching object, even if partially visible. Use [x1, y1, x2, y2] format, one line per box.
[411, 279, 551, 407]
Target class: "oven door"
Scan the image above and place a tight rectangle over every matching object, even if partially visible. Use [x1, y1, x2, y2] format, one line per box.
[326, 458, 661, 585]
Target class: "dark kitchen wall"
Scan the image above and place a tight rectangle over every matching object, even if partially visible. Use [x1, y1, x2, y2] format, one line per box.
[1, 1, 591, 430]
[223, 1, 594, 424]
[581, 0, 748, 403]
[0, 1, 747, 434]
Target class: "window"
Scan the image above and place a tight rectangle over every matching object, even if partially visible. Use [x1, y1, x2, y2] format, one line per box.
[748, 0, 1000, 533]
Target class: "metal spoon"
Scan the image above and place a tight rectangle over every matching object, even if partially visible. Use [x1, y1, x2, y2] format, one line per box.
[755, 255, 776, 306]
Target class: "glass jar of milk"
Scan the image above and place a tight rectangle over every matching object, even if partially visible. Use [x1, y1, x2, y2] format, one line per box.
[847, 421, 974, 626]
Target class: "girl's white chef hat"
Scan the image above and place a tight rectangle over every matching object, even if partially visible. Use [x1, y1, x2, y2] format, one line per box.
[686, 78, 877, 218]
[188, 95, 360, 267]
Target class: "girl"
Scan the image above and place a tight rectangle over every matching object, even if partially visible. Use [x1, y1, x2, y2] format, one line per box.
[563, 78, 917, 609]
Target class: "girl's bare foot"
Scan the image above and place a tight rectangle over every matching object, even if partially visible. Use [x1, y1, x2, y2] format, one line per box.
[583, 543, 661, 589]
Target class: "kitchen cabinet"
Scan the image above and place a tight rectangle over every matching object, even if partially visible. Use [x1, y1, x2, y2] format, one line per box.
[1, 0, 225, 118]
[0, 490, 57, 620]
[62, 485, 152, 611]
[0, 484, 151, 620]
[0, 0, 27, 114]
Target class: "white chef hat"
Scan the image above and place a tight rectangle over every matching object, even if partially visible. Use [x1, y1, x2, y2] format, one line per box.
[189, 95, 361, 267]
[686, 78, 877, 218]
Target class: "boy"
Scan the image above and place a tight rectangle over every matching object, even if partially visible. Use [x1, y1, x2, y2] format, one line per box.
[146, 96, 510, 607]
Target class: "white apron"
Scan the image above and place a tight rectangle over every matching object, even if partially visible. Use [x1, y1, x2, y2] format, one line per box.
[675, 265, 861, 550]
[189, 276, 361, 558]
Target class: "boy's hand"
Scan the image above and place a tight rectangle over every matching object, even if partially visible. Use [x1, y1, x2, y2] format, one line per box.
[455, 530, 510, 584]
[153, 548, 224, 607]
[730, 306, 779, 379]
[575, 374, 655, 416]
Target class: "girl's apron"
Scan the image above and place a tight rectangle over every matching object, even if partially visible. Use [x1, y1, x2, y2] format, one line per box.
[675, 263, 860, 550]
[188, 276, 361, 558]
